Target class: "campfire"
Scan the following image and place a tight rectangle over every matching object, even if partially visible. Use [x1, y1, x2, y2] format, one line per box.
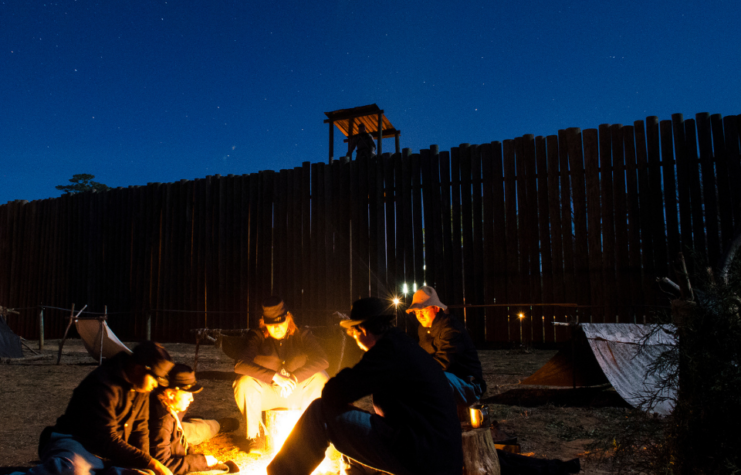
[205, 408, 343, 475]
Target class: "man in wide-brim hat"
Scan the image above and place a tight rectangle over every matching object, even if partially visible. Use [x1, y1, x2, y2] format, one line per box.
[407, 285, 486, 407]
[149, 363, 240, 474]
[233, 296, 329, 453]
[267, 297, 463, 475]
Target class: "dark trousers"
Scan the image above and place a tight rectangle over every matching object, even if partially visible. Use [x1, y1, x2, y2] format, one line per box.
[11, 432, 149, 475]
[267, 399, 412, 475]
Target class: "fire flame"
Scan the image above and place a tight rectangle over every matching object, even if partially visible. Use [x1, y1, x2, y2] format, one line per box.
[236, 409, 342, 475]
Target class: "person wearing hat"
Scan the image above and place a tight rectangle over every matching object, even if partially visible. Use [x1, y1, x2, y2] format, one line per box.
[149, 364, 239, 474]
[407, 286, 486, 407]
[233, 296, 329, 453]
[16, 341, 175, 475]
[346, 123, 377, 161]
[267, 297, 463, 475]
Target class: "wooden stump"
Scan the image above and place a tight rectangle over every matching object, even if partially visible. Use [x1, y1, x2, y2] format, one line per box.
[462, 428, 501, 475]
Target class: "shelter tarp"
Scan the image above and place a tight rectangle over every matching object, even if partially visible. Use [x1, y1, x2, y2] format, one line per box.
[76, 318, 131, 361]
[0, 317, 23, 358]
[521, 323, 676, 415]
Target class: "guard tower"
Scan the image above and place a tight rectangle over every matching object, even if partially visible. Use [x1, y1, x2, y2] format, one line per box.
[324, 104, 400, 164]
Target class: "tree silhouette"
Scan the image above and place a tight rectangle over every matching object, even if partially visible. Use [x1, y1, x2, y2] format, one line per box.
[56, 174, 110, 195]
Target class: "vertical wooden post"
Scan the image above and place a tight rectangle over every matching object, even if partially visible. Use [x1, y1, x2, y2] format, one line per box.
[146, 313, 151, 341]
[377, 113, 383, 156]
[193, 330, 201, 372]
[38, 305, 44, 350]
[57, 303, 75, 365]
[329, 120, 334, 164]
[347, 118, 355, 157]
[395, 132, 400, 153]
[99, 305, 107, 366]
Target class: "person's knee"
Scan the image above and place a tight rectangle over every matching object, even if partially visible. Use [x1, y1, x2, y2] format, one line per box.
[37, 447, 97, 475]
[67, 453, 95, 475]
[306, 397, 323, 412]
[307, 371, 329, 389]
[233, 375, 261, 395]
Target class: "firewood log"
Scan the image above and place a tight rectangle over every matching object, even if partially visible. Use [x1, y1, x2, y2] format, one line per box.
[462, 428, 501, 475]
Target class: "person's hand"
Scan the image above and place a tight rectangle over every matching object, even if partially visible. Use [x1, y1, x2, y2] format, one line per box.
[272, 372, 296, 397]
[205, 455, 220, 467]
[147, 458, 173, 475]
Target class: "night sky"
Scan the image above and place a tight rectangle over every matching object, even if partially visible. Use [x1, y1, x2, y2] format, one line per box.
[2, 0, 739, 205]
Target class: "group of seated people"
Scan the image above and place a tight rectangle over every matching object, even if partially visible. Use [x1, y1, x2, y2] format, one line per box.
[16, 285, 486, 475]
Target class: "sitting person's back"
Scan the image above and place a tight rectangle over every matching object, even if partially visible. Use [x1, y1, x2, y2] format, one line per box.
[268, 297, 462, 475]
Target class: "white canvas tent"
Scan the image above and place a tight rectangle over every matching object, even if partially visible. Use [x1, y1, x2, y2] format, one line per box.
[76, 318, 131, 361]
[521, 323, 677, 415]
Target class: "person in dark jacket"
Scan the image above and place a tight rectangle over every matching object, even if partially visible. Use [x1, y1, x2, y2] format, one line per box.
[233, 296, 329, 452]
[346, 123, 376, 160]
[149, 364, 237, 474]
[407, 286, 486, 407]
[14, 342, 175, 475]
[267, 297, 462, 475]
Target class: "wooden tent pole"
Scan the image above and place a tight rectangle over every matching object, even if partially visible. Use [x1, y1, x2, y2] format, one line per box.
[57, 303, 75, 365]
[38, 305, 44, 350]
[57, 304, 86, 365]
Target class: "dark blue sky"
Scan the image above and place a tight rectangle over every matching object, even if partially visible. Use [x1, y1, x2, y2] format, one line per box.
[2, 0, 739, 204]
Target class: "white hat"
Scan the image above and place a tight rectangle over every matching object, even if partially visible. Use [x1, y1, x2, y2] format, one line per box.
[405, 286, 447, 313]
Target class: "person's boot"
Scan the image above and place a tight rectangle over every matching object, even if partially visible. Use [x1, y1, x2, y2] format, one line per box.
[247, 434, 267, 455]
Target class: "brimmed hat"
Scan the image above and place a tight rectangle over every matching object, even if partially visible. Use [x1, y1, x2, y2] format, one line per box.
[405, 286, 448, 314]
[340, 297, 395, 329]
[262, 296, 289, 325]
[132, 341, 174, 386]
[167, 363, 203, 393]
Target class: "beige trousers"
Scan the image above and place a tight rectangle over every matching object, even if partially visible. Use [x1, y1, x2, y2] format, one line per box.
[181, 418, 220, 446]
[233, 371, 329, 439]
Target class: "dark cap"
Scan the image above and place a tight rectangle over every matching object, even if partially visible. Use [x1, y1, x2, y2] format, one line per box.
[132, 341, 174, 387]
[262, 296, 289, 325]
[168, 363, 203, 393]
[340, 297, 395, 329]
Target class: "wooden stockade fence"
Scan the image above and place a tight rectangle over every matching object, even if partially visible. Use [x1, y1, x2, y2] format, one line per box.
[1, 112, 740, 346]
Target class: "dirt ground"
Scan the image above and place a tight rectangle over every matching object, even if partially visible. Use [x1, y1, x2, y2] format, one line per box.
[0, 339, 627, 474]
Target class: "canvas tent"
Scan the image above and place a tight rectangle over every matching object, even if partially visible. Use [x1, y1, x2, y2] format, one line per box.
[521, 323, 677, 415]
[0, 316, 23, 358]
[76, 318, 131, 361]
